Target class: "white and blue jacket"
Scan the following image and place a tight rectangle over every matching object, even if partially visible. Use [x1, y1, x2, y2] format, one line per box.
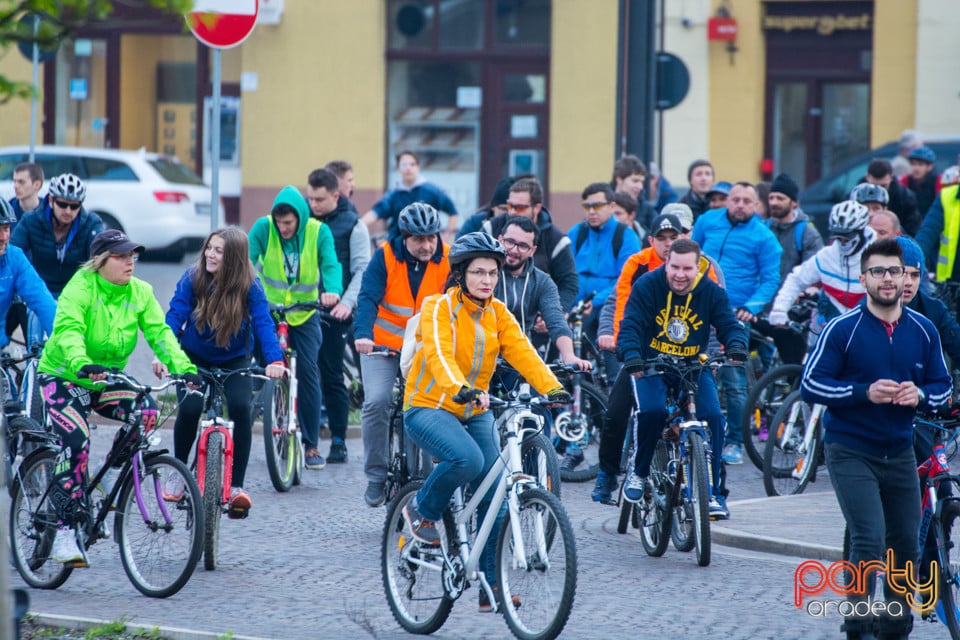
[801, 301, 953, 458]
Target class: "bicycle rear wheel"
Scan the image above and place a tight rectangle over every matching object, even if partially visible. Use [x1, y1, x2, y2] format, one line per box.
[669, 438, 694, 552]
[497, 487, 577, 640]
[381, 481, 453, 634]
[9, 447, 72, 590]
[740, 364, 803, 470]
[687, 432, 711, 567]
[522, 432, 561, 499]
[639, 439, 674, 557]
[261, 378, 297, 492]
[202, 431, 223, 571]
[557, 382, 607, 483]
[117, 454, 203, 598]
[938, 501, 960, 639]
[763, 391, 821, 497]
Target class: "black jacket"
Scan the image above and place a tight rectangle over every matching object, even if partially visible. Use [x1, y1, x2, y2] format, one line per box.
[858, 177, 921, 236]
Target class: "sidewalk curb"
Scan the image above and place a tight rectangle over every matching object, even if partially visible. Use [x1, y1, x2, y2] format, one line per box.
[711, 523, 843, 561]
[28, 612, 273, 640]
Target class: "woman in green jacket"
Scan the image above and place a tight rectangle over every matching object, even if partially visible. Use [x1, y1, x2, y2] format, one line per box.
[37, 229, 200, 565]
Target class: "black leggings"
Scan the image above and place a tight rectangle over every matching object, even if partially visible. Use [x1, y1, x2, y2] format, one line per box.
[172, 355, 254, 488]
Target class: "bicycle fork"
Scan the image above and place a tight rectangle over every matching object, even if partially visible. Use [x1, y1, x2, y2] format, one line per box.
[778, 401, 821, 481]
[196, 420, 235, 506]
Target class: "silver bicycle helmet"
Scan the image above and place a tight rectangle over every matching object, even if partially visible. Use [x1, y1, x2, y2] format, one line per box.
[397, 202, 441, 236]
[448, 232, 506, 268]
[48, 174, 86, 202]
[829, 200, 870, 234]
[849, 183, 889, 206]
[0, 198, 16, 226]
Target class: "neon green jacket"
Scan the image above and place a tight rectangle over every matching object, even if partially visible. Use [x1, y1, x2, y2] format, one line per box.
[38, 268, 196, 389]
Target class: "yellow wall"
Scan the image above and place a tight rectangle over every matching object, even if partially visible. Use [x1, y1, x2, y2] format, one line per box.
[548, 0, 619, 193]
[871, 0, 917, 145]
[239, 1, 385, 190]
[708, 0, 765, 183]
[0, 51, 44, 147]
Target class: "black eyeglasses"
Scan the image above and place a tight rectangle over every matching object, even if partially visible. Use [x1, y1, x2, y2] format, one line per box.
[863, 266, 904, 278]
[501, 237, 534, 252]
[54, 200, 81, 211]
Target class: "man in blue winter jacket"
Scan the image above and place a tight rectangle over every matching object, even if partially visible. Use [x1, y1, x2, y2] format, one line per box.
[0, 199, 55, 347]
[802, 238, 951, 640]
[692, 181, 782, 465]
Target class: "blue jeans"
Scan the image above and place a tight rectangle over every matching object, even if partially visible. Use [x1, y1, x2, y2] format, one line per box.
[404, 406, 504, 583]
[288, 314, 323, 450]
[719, 363, 747, 446]
[633, 370, 724, 493]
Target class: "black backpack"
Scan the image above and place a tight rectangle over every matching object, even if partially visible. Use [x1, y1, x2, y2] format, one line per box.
[575, 221, 628, 257]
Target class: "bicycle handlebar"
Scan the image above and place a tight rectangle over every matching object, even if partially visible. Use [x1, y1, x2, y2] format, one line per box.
[568, 291, 596, 318]
[195, 365, 271, 385]
[90, 369, 188, 395]
[268, 301, 324, 317]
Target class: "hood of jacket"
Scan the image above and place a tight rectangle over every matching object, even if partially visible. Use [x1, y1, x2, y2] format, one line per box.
[766, 209, 811, 231]
[271, 185, 312, 245]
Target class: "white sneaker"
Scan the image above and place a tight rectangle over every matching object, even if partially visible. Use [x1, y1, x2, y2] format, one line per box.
[52, 527, 86, 564]
[162, 474, 185, 502]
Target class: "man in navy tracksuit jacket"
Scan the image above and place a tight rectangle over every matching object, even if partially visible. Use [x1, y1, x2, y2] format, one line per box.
[801, 238, 952, 640]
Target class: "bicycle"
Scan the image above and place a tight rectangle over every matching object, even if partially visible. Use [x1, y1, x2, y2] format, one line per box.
[762, 389, 826, 496]
[617, 354, 727, 567]
[260, 300, 322, 492]
[191, 365, 269, 570]
[2, 344, 48, 489]
[381, 387, 577, 640]
[9, 371, 203, 598]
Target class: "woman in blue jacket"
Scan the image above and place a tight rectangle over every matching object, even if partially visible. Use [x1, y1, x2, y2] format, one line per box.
[154, 227, 285, 516]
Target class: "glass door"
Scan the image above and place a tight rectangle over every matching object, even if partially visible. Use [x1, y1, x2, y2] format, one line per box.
[820, 82, 870, 178]
[55, 38, 109, 147]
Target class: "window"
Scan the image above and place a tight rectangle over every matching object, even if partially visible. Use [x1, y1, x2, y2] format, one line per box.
[35, 155, 82, 180]
[149, 158, 204, 185]
[0, 155, 27, 181]
[388, 0, 435, 49]
[84, 157, 138, 181]
[494, 0, 550, 48]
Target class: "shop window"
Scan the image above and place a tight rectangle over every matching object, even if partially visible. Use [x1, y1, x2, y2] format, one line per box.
[389, 0, 436, 49]
[494, 0, 550, 48]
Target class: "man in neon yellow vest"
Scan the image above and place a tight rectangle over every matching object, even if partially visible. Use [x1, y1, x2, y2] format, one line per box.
[249, 185, 342, 470]
[915, 182, 960, 283]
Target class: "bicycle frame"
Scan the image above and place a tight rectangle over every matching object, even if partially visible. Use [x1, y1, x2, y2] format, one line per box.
[775, 399, 825, 481]
[272, 308, 300, 436]
[195, 418, 235, 503]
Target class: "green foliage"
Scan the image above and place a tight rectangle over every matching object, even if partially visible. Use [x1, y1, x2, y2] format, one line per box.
[84, 619, 128, 639]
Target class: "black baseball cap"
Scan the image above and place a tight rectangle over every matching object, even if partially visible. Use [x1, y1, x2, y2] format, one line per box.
[650, 213, 683, 236]
[90, 229, 145, 256]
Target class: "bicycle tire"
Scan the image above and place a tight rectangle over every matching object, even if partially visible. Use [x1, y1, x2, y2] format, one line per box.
[292, 431, 303, 486]
[381, 481, 454, 634]
[202, 431, 223, 571]
[558, 382, 606, 483]
[9, 447, 73, 590]
[522, 432, 562, 499]
[616, 489, 634, 535]
[116, 454, 203, 598]
[639, 439, 674, 557]
[261, 378, 296, 492]
[384, 409, 410, 504]
[667, 440, 695, 553]
[740, 364, 803, 470]
[938, 501, 960, 639]
[496, 487, 577, 640]
[687, 431, 711, 567]
[763, 391, 821, 497]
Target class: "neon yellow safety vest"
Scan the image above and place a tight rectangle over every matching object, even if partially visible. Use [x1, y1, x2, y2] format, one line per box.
[258, 217, 320, 326]
[937, 184, 960, 282]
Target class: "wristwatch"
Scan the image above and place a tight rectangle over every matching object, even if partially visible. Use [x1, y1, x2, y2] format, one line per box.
[918, 388, 927, 405]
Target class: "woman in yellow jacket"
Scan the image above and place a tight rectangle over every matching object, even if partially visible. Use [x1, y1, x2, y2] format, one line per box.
[401, 232, 568, 609]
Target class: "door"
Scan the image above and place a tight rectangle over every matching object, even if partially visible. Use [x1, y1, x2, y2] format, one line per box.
[481, 61, 550, 203]
[54, 37, 110, 148]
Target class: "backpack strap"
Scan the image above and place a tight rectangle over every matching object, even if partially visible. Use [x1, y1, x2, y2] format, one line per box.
[575, 222, 627, 257]
[793, 219, 808, 254]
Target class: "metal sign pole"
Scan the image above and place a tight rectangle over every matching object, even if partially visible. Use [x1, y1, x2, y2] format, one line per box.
[210, 47, 221, 232]
[29, 14, 39, 162]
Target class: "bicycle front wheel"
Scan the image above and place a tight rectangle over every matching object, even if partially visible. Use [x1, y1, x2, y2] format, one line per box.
[558, 382, 607, 483]
[9, 447, 72, 590]
[639, 439, 673, 557]
[261, 377, 297, 492]
[938, 501, 960, 639]
[522, 432, 561, 499]
[740, 364, 803, 470]
[381, 481, 453, 635]
[763, 391, 821, 497]
[496, 487, 577, 640]
[687, 432, 711, 567]
[202, 431, 223, 571]
[116, 454, 203, 598]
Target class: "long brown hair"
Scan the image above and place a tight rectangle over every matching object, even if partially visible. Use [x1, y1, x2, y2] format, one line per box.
[191, 226, 255, 348]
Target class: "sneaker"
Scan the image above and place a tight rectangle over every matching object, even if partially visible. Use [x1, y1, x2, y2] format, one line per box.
[709, 494, 730, 520]
[364, 481, 387, 508]
[305, 448, 326, 470]
[227, 487, 252, 519]
[721, 443, 744, 465]
[560, 446, 584, 472]
[162, 474, 185, 502]
[623, 473, 646, 504]
[591, 471, 618, 504]
[327, 438, 347, 464]
[479, 586, 522, 613]
[52, 527, 87, 565]
[402, 499, 440, 547]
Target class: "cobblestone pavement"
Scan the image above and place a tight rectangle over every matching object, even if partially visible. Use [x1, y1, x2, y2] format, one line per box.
[8, 261, 951, 639]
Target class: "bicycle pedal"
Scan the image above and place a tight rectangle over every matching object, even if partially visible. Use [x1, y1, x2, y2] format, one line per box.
[600, 498, 618, 507]
[65, 559, 89, 569]
[227, 507, 249, 520]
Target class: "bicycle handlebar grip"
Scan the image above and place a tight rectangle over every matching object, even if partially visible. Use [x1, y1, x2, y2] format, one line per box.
[453, 387, 483, 404]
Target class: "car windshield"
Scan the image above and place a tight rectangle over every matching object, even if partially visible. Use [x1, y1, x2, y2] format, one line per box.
[148, 157, 204, 185]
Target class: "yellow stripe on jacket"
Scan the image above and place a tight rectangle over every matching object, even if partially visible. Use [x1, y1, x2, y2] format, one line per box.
[404, 287, 562, 422]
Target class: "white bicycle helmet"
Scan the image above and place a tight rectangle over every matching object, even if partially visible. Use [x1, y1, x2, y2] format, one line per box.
[849, 183, 889, 206]
[48, 173, 86, 202]
[828, 200, 870, 235]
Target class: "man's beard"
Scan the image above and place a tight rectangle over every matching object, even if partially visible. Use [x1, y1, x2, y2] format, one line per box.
[868, 287, 902, 308]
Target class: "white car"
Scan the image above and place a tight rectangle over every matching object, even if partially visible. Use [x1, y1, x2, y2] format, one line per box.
[0, 145, 222, 261]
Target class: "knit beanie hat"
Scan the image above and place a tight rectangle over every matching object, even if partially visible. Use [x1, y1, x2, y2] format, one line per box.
[896, 235, 925, 279]
[489, 177, 515, 209]
[770, 173, 800, 202]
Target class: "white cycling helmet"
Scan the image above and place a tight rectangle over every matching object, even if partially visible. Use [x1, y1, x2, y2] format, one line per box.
[850, 183, 889, 206]
[828, 200, 869, 235]
[48, 173, 86, 203]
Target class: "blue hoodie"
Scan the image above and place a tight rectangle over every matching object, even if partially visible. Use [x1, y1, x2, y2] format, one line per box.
[568, 215, 640, 308]
[0, 245, 56, 347]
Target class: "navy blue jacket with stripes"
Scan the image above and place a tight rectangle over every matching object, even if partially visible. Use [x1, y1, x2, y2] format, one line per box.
[801, 300, 953, 458]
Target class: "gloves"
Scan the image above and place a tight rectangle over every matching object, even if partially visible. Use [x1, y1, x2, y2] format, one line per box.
[767, 310, 788, 326]
[453, 387, 484, 404]
[546, 388, 572, 405]
[77, 364, 108, 378]
[182, 372, 203, 388]
[725, 348, 749, 364]
[623, 358, 644, 374]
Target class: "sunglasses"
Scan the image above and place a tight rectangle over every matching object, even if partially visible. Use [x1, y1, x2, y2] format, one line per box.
[581, 202, 609, 212]
[506, 202, 531, 212]
[54, 200, 81, 211]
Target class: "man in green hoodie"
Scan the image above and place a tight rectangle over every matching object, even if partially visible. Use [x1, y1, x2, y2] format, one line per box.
[249, 186, 342, 470]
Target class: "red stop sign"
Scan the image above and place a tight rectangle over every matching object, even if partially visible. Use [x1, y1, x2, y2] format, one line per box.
[185, 0, 259, 49]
